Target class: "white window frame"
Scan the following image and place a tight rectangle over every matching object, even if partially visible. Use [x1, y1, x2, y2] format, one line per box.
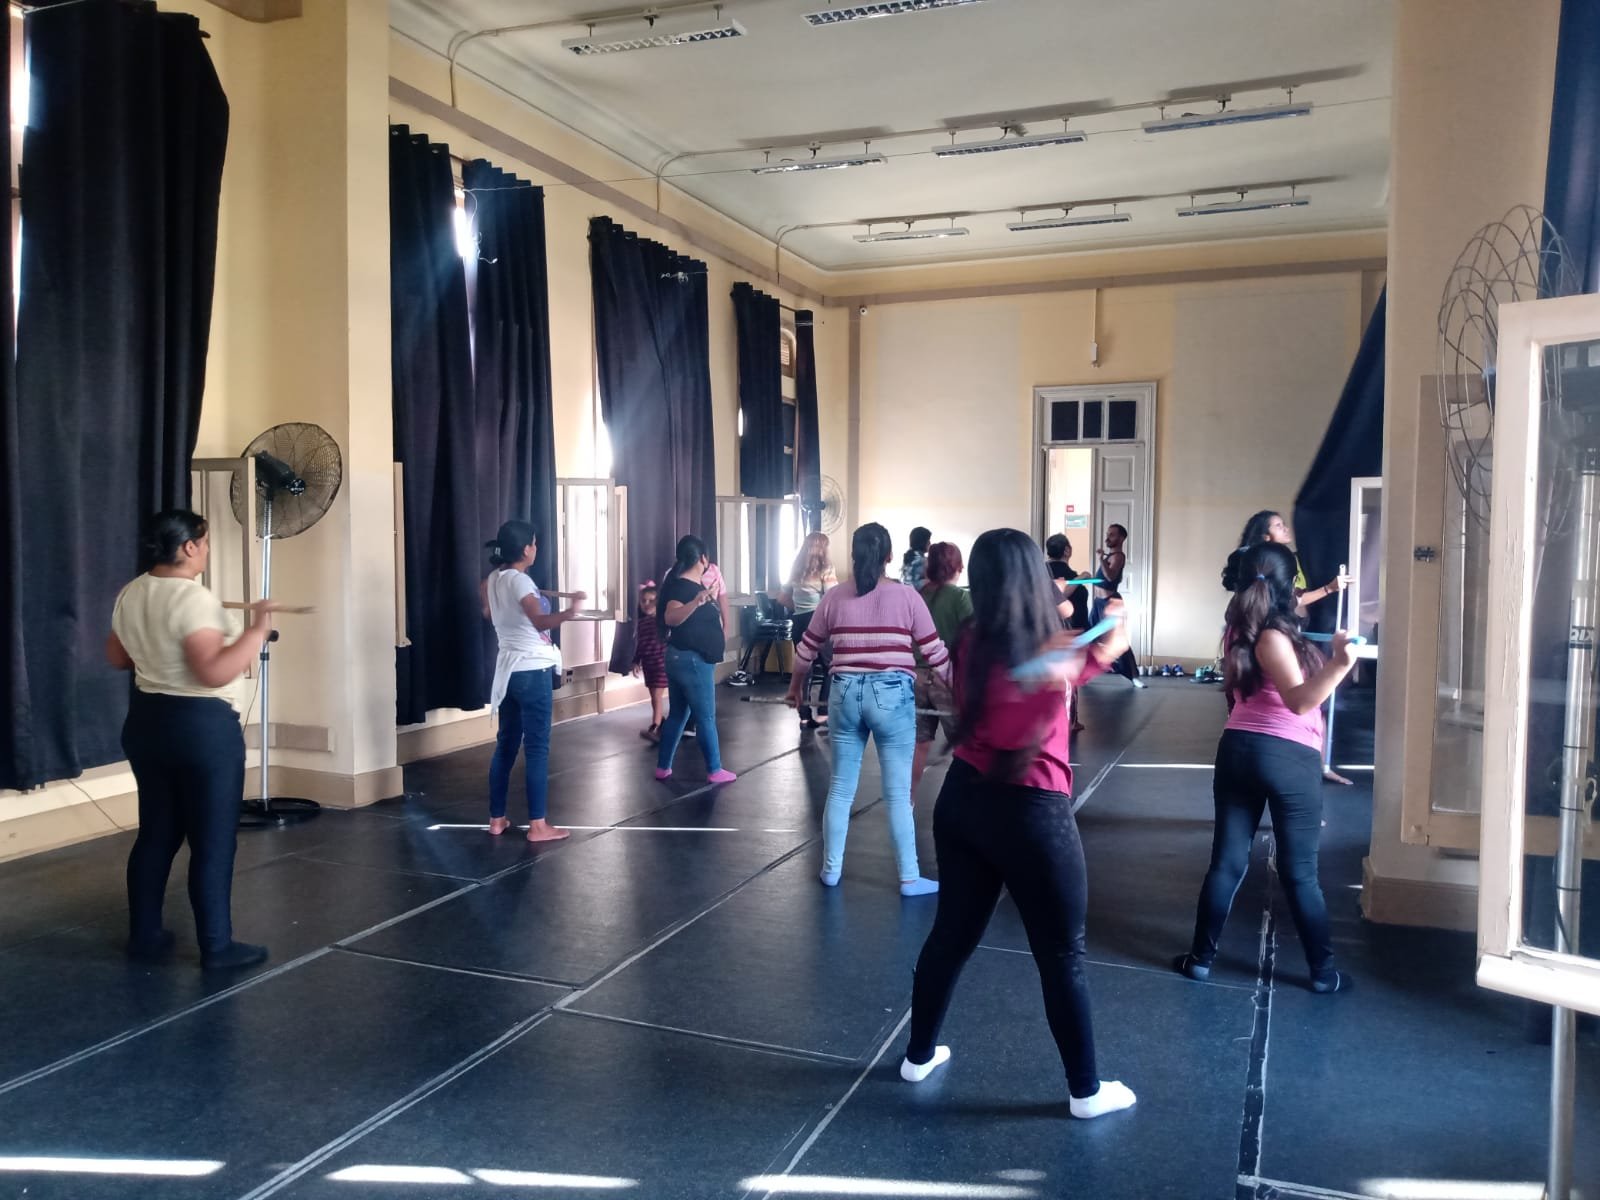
[1478, 293, 1600, 1017]
[716, 494, 803, 606]
[556, 477, 628, 622]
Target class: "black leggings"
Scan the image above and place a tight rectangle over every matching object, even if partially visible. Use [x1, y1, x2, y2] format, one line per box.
[1189, 729, 1333, 977]
[907, 758, 1099, 1098]
[789, 610, 829, 718]
[123, 691, 245, 954]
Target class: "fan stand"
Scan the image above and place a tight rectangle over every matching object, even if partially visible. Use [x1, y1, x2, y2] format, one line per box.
[239, 495, 321, 829]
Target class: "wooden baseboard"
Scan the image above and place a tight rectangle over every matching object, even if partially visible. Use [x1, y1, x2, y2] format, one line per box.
[1360, 856, 1479, 931]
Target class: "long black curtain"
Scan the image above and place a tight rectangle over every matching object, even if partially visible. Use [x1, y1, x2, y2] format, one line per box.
[733, 283, 785, 497]
[1291, 289, 1387, 635]
[0, 12, 23, 790]
[793, 311, 823, 531]
[590, 218, 716, 674]
[390, 127, 484, 723]
[4, 1, 226, 789]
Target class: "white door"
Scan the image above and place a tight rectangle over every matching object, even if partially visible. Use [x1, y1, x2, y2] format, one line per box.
[1094, 445, 1152, 659]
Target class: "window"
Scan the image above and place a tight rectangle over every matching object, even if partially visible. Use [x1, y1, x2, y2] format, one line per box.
[716, 494, 801, 603]
[556, 477, 628, 622]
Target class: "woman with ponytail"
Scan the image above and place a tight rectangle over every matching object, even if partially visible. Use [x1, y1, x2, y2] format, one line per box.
[107, 510, 279, 969]
[787, 522, 947, 896]
[899, 528, 1136, 1118]
[1178, 542, 1358, 993]
[484, 520, 585, 842]
[654, 535, 737, 785]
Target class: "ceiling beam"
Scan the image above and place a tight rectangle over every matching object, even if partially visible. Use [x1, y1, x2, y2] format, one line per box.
[204, 0, 302, 22]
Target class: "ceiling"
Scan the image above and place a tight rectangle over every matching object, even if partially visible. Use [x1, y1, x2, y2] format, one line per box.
[390, 0, 1394, 272]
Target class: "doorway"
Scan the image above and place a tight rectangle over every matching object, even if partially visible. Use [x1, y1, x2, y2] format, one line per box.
[1034, 383, 1156, 658]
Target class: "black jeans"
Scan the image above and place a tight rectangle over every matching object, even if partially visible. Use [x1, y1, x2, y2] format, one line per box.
[1189, 729, 1333, 976]
[123, 691, 245, 954]
[908, 758, 1099, 1098]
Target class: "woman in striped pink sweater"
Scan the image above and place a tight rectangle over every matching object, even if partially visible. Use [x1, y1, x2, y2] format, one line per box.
[786, 523, 949, 897]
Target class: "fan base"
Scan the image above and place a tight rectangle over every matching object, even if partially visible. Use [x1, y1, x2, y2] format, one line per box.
[239, 797, 322, 828]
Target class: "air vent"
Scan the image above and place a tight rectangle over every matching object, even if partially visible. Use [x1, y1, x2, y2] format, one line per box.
[803, 0, 991, 27]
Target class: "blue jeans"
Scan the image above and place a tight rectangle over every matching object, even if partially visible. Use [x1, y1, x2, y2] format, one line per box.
[658, 647, 723, 774]
[823, 671, 919, 880]
[489, 668, 554, 821]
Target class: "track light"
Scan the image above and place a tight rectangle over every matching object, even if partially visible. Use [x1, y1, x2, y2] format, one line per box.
[752, 144, 886, 174]
[1177, 188, 1311, 217]
[562, 8, 747, 55]
[933, 123, 1084, 157]
[803, 0, 992, 27]
[1007, 206, 1130, 231]
[1143, 97, 1312, 134]
[855, 220, 970, 243]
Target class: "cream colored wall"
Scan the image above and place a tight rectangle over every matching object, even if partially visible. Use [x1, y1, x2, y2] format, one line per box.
[856, 273, 1362, 662]
[1367, 0, 1560, 911]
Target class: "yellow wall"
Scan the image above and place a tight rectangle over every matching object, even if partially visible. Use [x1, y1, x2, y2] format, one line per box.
[856, 271, 1367, 662]
[1366, 0, 1561, 913]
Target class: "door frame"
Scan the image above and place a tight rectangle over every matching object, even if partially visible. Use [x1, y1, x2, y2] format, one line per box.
[1032, 382, 1157, 659]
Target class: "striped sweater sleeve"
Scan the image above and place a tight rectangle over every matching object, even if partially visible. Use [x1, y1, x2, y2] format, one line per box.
[909, 589, 952, 683]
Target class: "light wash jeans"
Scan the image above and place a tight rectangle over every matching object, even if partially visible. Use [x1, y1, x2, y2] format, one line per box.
[823, 670, 919, 880]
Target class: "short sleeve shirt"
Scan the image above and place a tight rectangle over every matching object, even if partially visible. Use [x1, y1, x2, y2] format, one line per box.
[111, 574, 246, 710]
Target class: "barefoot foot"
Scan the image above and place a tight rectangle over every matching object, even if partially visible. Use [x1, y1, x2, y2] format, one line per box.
[488, 817, 512, 836]
[525, 820, 570, 843]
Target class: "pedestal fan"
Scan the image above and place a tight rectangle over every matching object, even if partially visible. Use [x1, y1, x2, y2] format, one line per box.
[228, 422, 343, 828]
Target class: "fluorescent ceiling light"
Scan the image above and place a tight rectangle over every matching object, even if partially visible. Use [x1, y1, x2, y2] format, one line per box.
[803, 0, 991, 26]
[752, 152, 886, 174]
[562, 13, 747, 55]
[1008, 210, 1130, 231]
[1143, 101, 1312, 133]
[854, 225, 970, 243]
[933, 129, 1085, 157]
[1177, 193, 1311, 216]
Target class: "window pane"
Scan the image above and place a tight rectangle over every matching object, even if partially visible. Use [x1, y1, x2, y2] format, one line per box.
[1082, 401, 1103, 440]
[1050, 401, 1078, 442]
[1108, 400, 1138, 440]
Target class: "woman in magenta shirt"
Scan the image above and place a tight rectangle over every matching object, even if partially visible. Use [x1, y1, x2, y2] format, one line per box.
[898, 528, 1136, 1120]
[1178, 541, 1357, 993]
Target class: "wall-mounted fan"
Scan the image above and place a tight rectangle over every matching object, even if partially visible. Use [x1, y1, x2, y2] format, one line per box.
[229, 422, 343, 827]
[814, 474, 845, 534]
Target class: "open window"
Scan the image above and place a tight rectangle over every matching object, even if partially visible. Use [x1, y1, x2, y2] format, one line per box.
[715, 494, 802, 606]
[1477, 293, 1600, 1016]
[556, 477, 628, 622]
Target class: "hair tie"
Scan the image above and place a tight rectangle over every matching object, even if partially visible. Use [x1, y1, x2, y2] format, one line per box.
[640, 579, 656, 589]
[1255, 573, 1267, 581]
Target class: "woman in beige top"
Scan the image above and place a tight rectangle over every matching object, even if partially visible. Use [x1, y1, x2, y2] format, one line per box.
[107, 510, 279, 970]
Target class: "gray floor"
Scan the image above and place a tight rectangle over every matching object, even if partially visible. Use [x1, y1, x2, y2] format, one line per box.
[0, 677, 1594, 1200]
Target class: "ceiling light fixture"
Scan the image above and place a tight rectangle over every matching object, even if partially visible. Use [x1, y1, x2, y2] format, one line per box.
[752, 142, 885, 174]
[1143, 93, 1312, 134]
[854, 219, 970, 243]
[1007, 205, 1130, 231]
[933, 122, 1084, 157]
[803, 0, 992, 27]
[562, 6, 747, 55]
[1177, 187, 1311, 217]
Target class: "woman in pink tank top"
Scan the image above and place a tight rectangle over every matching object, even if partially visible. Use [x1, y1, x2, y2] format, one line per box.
[1177, 542, 1358, 994]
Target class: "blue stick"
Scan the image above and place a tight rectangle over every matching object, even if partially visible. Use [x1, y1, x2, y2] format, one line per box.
[1010, 616, 1122, 680]
[1303, 632, 1368, 645]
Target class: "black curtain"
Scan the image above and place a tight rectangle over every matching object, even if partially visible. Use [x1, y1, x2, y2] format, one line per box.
[590, 218, 717, 674]
[794, 311, 823, 531]
[0, 12, 23, 789]
[4, 1, 226, 790]
[1291, 289, 1387, 635]
[733, 283, 784, 497]
[390, 127, 484, 723]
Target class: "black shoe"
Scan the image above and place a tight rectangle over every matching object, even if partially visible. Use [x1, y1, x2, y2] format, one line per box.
[126, 930, 175, 963]
[1173, 953, 1211, 982]
[201, 941, 269, 970]
[1310, 970, 1353, 995]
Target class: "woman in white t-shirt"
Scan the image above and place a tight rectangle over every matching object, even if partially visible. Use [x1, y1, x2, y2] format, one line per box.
[106, 510, 280, 970]
[482, 520, 585, 842]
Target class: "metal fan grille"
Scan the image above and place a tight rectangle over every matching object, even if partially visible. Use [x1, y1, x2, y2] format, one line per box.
[1437, 205, 1580, 537]
[819, 475, 845, 534]
[229, 422, 343, 538]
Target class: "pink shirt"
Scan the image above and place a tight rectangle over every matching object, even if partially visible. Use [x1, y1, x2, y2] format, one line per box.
[951, 640, 1105, 795]
[794, 579, 950, 680]
[1224, 635, 1325, 752]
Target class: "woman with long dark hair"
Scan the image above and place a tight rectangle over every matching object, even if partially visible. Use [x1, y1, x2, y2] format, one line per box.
[655, 535, 737, 784]
[780, 531, 838, 729]
[911, 542, 970, 791]
[1179, 542, 1357, 992]
[483, 520, 585, 842]
[107, 510, 278, 969]
[787, 522, 946, 896]
[899, 528, 1135, 1118]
